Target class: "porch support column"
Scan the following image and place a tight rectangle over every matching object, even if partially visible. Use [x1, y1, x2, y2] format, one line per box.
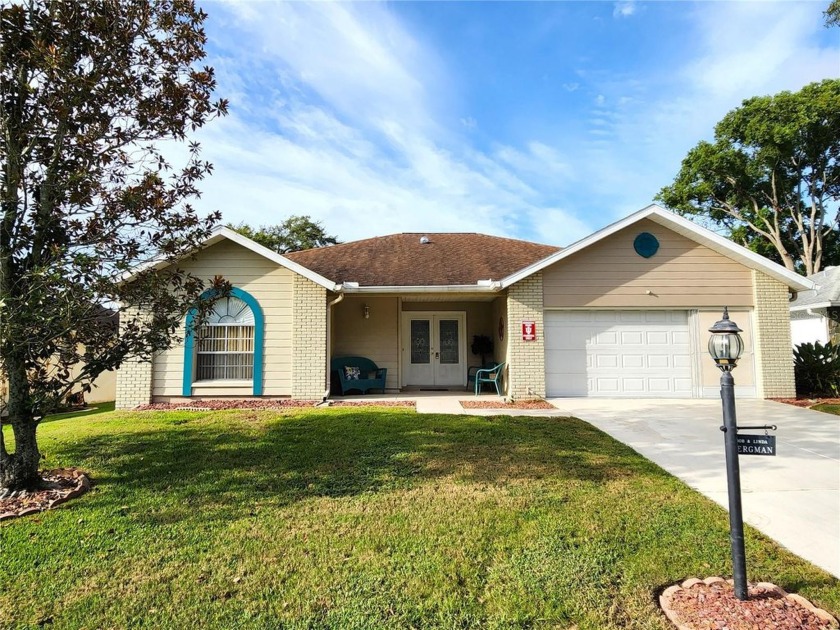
[506, 273, 546, 400]
[293, 275, 327, 399]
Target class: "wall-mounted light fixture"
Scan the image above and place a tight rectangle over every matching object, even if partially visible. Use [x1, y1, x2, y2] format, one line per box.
[363, 304, 370, 319]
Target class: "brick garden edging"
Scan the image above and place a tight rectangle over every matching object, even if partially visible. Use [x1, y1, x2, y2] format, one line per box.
[0, 468, 91, 522]
[660, 576, 839, 630]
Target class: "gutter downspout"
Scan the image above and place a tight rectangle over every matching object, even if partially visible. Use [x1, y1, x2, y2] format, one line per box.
[323, 291, 345, 402]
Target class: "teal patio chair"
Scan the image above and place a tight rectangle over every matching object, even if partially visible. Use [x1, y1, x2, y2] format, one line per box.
[474, 362, 506, 396]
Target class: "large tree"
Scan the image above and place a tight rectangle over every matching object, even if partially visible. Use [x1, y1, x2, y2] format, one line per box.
[657, 79, 840, 276]
[229, 215, 339, 254]
[0, 0, 228, 491]
[826, 0, 839, 27]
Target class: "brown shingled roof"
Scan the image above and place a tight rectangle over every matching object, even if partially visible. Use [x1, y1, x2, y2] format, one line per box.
[284, 233, 560, 287]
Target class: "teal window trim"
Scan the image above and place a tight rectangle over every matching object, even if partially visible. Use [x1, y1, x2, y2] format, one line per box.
[182, 287, 264, 397]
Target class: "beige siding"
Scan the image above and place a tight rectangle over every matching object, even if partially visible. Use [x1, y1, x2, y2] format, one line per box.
[543, 219, 754, 308]
[79, 368, 116, 404]
[697, 309, 756, 394]
[332, 297, 400, 390]
[151, 239, 295, 398]
[492, 296, 508, 367]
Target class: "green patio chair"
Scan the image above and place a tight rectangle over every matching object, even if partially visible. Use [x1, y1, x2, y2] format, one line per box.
[474, 362, 506, 396]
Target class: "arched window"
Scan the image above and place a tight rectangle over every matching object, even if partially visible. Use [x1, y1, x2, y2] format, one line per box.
[183, 288, 264, 396]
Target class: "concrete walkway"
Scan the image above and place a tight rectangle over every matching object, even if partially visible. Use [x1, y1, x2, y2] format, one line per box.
[546, 398, 840, 579]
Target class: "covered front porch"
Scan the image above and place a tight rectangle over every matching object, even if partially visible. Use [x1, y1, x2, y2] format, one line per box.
[329, 293, 508, 395]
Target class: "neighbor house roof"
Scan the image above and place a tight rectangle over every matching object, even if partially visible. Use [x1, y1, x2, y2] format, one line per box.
[789, 267, 840, 312]
[284, 233, 560, 288]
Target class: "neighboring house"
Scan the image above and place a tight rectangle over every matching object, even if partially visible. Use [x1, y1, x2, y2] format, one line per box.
[115, 204, 812, 409]
[789, 266, 840, 347]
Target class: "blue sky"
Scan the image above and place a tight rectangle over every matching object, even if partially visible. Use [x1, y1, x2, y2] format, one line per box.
[189, 1, 839, 246]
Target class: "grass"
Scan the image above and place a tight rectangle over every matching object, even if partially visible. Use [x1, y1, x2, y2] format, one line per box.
[1, 408, 837, 629]
[42, 401, 116, 423]
[811, 402, 840, 416]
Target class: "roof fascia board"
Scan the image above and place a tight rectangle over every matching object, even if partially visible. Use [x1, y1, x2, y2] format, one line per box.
[340, 284, 501, 294]
[216, 227, 337, 290]
[499, 204, 813, 292]
[121, 227, 339, 290]
[790, 301, 833, 312]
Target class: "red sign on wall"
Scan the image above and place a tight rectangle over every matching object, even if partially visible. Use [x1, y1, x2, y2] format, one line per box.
[521, 321, 536, 341]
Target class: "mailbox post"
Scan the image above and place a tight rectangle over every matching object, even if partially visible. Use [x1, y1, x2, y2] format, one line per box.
[708, 307, 748, 601]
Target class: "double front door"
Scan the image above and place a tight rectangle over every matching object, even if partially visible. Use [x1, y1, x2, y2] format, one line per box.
[401, 312, 466, 387]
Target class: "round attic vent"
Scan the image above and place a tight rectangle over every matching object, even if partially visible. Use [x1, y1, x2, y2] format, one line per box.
[420, 236, 430, 244]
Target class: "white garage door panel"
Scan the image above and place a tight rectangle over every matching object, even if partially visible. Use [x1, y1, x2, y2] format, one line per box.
[546, 310, 693, 397]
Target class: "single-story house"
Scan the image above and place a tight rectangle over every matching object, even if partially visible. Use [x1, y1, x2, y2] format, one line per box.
[789, 266, 840, 347]
[115, 204, 812, 409]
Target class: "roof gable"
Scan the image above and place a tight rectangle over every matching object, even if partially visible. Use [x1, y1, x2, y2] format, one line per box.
[501, 205, 813, 293]
[125, 226, 338, 289]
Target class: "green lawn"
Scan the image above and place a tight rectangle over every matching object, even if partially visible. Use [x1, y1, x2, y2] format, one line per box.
[1, 408, 837, 629]
[811, 402, 840, 416]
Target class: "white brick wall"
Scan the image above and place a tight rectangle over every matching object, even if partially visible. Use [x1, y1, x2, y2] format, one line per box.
[506, 273, 546, 400]
[292, 276, 327, 399]
[752, 271, 795, 398]
[115, 307, 153, 409]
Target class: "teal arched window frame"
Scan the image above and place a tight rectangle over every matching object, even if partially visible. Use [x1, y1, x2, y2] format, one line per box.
[182, 287, 264, 396]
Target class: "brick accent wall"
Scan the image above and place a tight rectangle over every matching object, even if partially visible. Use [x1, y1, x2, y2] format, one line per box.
[115, 307, 153, 409]
[752, 271, 795, 398]
[292, 275, 327, 399]
[506, 273, 546, 400]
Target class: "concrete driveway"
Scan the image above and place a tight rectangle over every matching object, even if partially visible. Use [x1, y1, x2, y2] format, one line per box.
[546, 398, 840, 579]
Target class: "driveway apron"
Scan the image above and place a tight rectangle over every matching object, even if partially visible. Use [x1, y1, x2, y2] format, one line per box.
[546, 398, 840, 579]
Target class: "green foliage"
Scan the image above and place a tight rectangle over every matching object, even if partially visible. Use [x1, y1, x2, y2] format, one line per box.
[2, 408, 837, 627]
[229, 215, 339, 254]
[657, 79, 840, 276]
[0, 0, 227, 489]
[793, 341, 840, 396]
[826, 0, 840, 27]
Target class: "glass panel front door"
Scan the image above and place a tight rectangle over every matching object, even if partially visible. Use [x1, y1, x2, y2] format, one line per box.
[438, 319, 459, 364]
[410, 320, 431, 364]
[402, 312, 465, 387]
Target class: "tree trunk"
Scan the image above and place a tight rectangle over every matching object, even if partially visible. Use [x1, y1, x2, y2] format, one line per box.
[0, 421, 41, 491]
[0, 356, 41, 491]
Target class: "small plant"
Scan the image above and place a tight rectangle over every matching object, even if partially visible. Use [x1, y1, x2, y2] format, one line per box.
[793, 341, 840, 397]
[470, 334, 494, 366]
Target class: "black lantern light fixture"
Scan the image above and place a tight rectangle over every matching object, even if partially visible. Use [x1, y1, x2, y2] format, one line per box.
[708, 307, 744, 372]
[708, 306, 748, 601]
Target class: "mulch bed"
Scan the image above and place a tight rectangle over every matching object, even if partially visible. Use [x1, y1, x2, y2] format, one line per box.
[660, 577, 838, 630]
[0, 468, 91, 522]
[771, 397, 840, 408]
[460, 399, 556, 410]
[134, 399, 415, 411]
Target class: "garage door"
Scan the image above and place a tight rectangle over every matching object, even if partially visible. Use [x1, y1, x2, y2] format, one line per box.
[545, 310, 693, 397]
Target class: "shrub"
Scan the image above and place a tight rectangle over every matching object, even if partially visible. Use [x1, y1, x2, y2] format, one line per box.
[793, 341, 840, 396]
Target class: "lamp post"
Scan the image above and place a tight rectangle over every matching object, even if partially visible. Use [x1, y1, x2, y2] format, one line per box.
[708, 307, 748, 601]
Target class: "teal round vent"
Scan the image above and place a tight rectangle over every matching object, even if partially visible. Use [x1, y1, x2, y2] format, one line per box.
[634, 232, 659, 258]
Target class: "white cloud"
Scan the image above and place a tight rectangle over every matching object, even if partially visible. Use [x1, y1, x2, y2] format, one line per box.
[183, 0, 837, 247]
[563, 1, 839, 224]
[460, 116, 477, 130]
[191, 1, 589, 245]
[613, 1, 637, 19]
